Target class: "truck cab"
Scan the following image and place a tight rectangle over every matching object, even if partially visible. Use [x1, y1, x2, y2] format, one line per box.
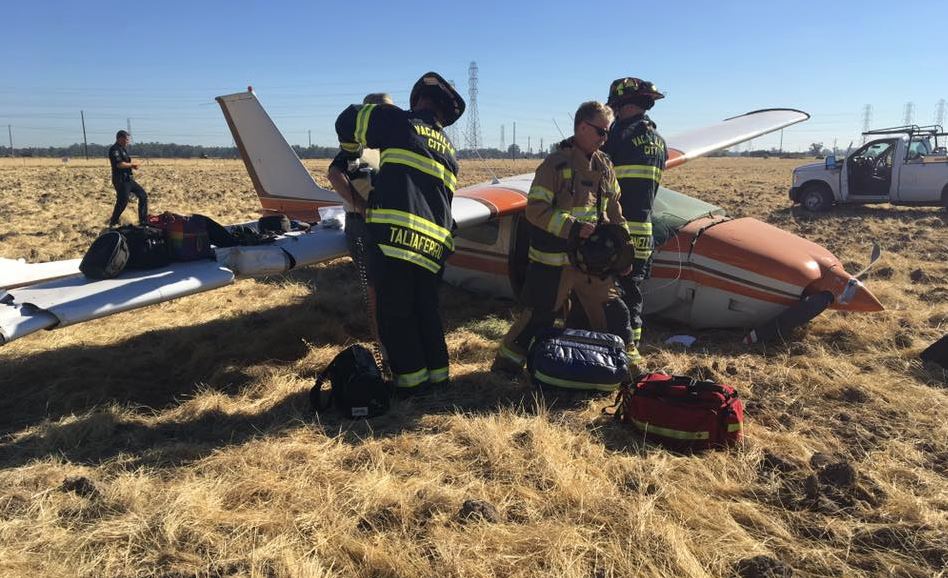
[790, 125, 948, 211]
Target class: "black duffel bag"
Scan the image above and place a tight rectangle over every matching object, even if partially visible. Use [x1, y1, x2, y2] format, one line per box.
[527, 328, 630, 392]
[80, 231, 129, 279]
[115, 225, 170, 269]
[310, 345, 393, 418]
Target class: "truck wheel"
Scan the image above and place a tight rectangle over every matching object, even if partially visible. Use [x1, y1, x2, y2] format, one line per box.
[800, 184, 833, 212]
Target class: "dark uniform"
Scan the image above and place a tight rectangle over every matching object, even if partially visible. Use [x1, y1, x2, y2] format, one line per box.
[107, 143, 149, 226]
[334, 73, 464, 392]
[602, 78, 667, 354]
[496, 137, 631, 375]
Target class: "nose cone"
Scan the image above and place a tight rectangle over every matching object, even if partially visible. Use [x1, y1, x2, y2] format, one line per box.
[804, 263, 885, 312]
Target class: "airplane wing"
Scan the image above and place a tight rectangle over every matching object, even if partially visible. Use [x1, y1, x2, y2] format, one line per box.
[452, 108, 810, 228]
[0, 227, 347, 346]
[0, 257, 82, 290]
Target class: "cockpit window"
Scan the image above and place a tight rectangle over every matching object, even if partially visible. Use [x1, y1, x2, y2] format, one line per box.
[651, 186, 725, 245]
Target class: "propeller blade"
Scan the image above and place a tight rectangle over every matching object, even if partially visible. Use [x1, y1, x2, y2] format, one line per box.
[854, 242, 882, 280]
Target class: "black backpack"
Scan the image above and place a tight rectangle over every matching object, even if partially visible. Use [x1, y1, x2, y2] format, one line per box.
[115, 225, 170, 269]
[80, 231, 129, 279]
[310, 345, 393, 418]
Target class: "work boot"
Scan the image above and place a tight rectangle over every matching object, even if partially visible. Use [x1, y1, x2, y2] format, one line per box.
[490, 356, 523, 379]
[627, 344, 644, 378]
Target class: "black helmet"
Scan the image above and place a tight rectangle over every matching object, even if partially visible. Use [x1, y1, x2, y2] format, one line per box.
[410, 72, 466, 127]
[607, 77, 665, 109]
[567, 223, 634, 278]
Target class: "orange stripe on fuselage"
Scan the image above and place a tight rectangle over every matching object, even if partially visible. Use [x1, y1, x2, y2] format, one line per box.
[650, 265, 798, 307]
[666, 148, 686, 169]
[448, 250, 509, 276]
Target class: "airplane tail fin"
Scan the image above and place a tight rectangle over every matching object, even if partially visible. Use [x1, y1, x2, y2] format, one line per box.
[216, 89, 341, 220]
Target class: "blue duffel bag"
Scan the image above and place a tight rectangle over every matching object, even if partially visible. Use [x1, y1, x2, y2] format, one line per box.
[527, 328, 631, 392]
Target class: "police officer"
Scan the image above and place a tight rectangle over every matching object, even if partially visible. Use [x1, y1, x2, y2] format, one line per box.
[107, 130, 149, 227]
[327, 92, 394, 350]
[334, 73, 464, 394]
[493, 101, 632, 378]
[602, 78, 667, 365]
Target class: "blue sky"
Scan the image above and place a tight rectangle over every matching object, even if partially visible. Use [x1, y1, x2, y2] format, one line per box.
[3, 1, 946, 152]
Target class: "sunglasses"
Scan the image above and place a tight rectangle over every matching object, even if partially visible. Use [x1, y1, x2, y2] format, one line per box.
[584, 121, 609, 138]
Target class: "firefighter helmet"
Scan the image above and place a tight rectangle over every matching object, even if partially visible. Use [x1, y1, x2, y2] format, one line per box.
[567, 223, 634, 278]
[410, 72, 466, 127]
[606, 77, 665, 109]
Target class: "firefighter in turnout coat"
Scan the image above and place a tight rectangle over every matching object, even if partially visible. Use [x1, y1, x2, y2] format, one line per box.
[334, 72, 465, 394]
[602, 77, 667, 364]
[494, 101, 634, 378]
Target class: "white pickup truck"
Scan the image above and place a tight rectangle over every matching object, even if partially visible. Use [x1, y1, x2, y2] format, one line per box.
[789, 125, 948, 211]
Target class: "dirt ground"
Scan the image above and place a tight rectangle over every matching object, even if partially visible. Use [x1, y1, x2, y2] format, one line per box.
[0, 157, 946, 577]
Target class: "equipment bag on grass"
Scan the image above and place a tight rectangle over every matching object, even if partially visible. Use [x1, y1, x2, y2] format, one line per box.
[147, 212, 212, 261]
[610, 373, 744, 450]
[527, 328, 630, 392]
[310, 345, 393, 419]
[115, 225, 170, 269]
[79, 231, 129, 279]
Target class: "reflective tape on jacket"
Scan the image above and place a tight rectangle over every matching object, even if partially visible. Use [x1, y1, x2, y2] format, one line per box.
[570, 207, 598, 221]
[532, 370, 619, 392]
[354, 104, 376, 146]
[615, 164, 662, 182]
[546, 211, 570, 236]
[498, 344, 525, 365]
[631, 418, 710, 440]
[395, 367, 429, 388]
[528, 246, 569, 267]
[626, 221, 653, 235]
[380, 148, 458, 192]
[378, 243, 441, 273]
[727, 422, 743, 433]
[429, 366, 449, 383]
[528, 185, 555, 204]
[366, 208, 454, 249]
[340, 141, 361, 153]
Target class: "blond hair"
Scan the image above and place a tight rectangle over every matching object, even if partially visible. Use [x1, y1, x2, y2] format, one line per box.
[363, 93, 394, 106]
[573, 101, 613, 130]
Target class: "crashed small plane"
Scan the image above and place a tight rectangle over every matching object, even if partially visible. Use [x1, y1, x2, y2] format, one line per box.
[0, 88, 882, 347]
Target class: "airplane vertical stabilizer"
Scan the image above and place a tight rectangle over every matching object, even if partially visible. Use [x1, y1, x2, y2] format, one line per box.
[216, 90, 340, 209]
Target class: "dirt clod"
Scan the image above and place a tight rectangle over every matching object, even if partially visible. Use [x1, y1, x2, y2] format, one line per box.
[734, 555, 793, 578]
[458, 499, 500, 523]
[60, 476, 100, 499]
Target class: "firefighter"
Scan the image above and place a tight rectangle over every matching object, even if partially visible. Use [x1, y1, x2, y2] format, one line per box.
[602, 77, 667, 365]
[493, 101, 632, 378]
[334, 73, 464, 395]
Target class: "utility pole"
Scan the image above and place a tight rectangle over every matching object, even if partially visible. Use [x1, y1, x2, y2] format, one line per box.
[935, 99, 946, 126]
[512, 121, 517, 159]
[861, 104, 873, 143]
[527, 136, 531, 155]
[500, 124, 505, 151]
[7, 125, 12, 157]
[80, 110, 89, 160]
[903, 102, 915, 125]
[539, 138, 543, 154]
[308, 130, 312, 148]
[127, 118, 132, 150]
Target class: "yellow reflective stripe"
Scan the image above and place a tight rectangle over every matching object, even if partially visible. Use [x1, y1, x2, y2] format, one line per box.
[528, 185, 555, 203]
[340, 142, 361, 153]
[570, 207, 598, 219]
[533, 370, 620, 392]
[727, 422, 743, 433]
[380, 148, 457, 192]
[546, 211, 570, 235]
[615, 164, 662, 182]
[429, 366, 449, 383]
[354, 104, 376, 145]
[499, 344, 525, 365]
[634, 249, 653, 260]
[366, 208, 453, 248]
[560, 167, 573, 180]
[631, 327, 642, 341]
[395, 367, 429, 387]
[627, 222, 653, 235]
[631, 419, 710, 440]
[527, 246, 569, 267]
[378, 244, 440, 273]
[611, 176, 620, 192]
[627, 347, 643, 364]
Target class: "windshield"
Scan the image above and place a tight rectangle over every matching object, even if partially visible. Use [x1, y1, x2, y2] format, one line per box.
[651, 186, 725, 245]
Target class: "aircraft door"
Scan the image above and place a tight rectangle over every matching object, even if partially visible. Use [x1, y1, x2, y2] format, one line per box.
[896, 137, 939, 202]
[846, 139, 896, 199]
[508, 214, 530, 298]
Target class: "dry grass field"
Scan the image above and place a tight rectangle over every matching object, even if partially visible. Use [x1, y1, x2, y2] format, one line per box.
[0, 156, 946, 577]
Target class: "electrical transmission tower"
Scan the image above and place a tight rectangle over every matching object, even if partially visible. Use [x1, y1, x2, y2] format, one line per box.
[466, 62, 481, 150]
[861, 104, 873, 143]
[934, 99, 946, 126]
[903, 102, 915, 125]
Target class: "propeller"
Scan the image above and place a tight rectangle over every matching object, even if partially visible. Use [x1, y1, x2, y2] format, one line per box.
[853, 241, 882, 280]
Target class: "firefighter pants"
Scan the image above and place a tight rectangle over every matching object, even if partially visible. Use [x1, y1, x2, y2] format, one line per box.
[375, 255, 449, 390]
[497, 262, 625, 368]
[109, 177, 149, 226]
[618, 274, 644, 345]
